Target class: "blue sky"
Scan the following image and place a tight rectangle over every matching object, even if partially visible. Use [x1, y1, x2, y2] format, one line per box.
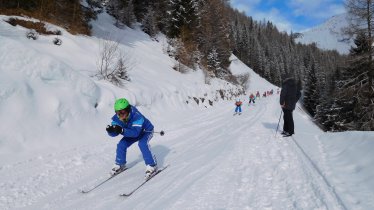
[230, 0, 346, 32]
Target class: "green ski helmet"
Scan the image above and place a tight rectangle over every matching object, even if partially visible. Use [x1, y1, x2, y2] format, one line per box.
[114, 98, 130, 111]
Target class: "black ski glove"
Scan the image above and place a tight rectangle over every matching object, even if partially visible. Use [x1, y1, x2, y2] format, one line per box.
[106, 125, 123, 134]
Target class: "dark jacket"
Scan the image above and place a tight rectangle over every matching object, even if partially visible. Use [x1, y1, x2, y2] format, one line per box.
[280, 78, 301, 110]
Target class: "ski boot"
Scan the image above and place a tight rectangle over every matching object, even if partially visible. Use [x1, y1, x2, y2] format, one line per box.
[281, 131, 292, 137]
[145, 165, 157, 179]
[110, 164, 127, 176]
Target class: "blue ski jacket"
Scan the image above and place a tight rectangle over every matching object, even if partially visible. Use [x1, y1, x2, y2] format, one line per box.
[107, 106, 154, 140]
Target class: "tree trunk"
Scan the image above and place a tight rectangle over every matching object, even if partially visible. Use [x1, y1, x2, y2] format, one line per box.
[72, 0, 77, 22]
[40, 0, 44, 17]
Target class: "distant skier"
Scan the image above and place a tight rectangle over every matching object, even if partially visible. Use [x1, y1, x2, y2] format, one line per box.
[106, 98, 157, 178]
[234, 99, 242, 115]
[249, 93, 255, 105]
[280, 77, 301, 137]
[256, 91, 260, 99]
[263, 92, 267, 98]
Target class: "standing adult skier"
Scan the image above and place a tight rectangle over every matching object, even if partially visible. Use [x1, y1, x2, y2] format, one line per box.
[280, 77, 301, 137]
[234, 99, 242, 115]
[106, 98, 157, 178]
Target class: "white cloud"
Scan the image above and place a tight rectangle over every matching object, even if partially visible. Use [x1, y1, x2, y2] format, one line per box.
[288, 0, 345, 19]
[230, 0, 261, 14]
[234, 3, 252, 14]
[230, 0, 346, 32]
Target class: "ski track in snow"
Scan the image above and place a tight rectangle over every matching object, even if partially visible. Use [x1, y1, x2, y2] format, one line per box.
[0, 96, 348, 210]
[289, 137, 347, 210]
[158, 98, 345, 210]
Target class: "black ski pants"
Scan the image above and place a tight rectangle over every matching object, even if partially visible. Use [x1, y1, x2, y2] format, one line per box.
[282, 108, 294, 134]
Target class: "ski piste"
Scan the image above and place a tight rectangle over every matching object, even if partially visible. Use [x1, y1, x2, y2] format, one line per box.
[288, 136, 347, 209]
[81, 167, 129, 194]
[120, 165, 169, 197]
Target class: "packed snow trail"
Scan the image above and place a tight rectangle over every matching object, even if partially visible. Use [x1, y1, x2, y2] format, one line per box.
[0, 95, 348, 210]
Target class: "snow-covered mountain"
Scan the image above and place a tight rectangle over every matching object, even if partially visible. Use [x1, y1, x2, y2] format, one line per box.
[1, 12, 374, 210]
[296, 13, 354, 54]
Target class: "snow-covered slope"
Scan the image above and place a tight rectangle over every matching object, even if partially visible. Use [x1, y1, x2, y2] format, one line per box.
[0, 13, 242, 164]
[296, 13, 353, 54]
[1, 12, 374, 210]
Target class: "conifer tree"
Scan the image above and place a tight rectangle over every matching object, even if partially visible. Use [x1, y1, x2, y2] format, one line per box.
[108, 0, 136, 28]
[335, 31, 374, 130]
[303, 61, 319, 116]
[167, 0, 198, 38]
[142, 5, 158, 37]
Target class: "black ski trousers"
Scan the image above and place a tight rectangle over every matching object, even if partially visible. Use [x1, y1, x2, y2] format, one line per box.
[282, 108, 294, 134]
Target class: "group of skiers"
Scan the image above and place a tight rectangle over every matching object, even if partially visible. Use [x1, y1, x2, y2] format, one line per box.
[234, 77, 300, 138]
[234, 89, 279, 115]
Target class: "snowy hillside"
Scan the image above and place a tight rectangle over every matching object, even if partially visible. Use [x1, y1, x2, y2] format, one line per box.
[0, 13, 243, 164]
[296, 13, 353, 54]
[1, 12, 374, 210]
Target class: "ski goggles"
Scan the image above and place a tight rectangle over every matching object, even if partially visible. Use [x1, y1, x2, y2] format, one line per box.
[116, 109, 128, 116]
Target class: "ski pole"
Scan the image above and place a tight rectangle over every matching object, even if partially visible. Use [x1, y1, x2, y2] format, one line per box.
[144, 130, 165, 136]
[275, 111, 282, 137]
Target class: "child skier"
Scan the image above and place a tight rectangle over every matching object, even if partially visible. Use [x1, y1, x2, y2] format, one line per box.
[234, 99, 242, 115]
[256, 91, 260, 99]
[249, 93, 255, 105]
[106, 98, 157, 179]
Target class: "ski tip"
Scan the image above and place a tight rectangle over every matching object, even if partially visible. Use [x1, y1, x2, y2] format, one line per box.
[80, 189, 89, 194]
[161, 164, 170, 170]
